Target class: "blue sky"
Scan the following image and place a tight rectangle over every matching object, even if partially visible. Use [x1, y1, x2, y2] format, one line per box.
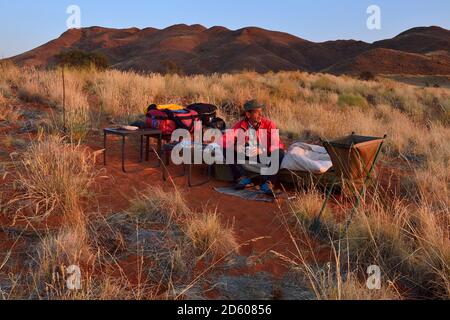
[1, 0, 449, 58]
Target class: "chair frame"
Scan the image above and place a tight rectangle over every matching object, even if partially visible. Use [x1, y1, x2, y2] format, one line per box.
[311, 132, 387, 234]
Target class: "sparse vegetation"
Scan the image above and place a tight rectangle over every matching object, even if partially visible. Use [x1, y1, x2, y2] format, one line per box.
[284, 183, 449, 299]
[0, 63, 449, 300]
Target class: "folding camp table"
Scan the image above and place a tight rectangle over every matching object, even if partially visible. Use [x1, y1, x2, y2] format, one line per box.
[103, 128, 163, 173]
[160, 142, 213, 187]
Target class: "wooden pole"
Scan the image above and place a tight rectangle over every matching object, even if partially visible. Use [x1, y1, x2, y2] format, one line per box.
[62, 66, 67, 134]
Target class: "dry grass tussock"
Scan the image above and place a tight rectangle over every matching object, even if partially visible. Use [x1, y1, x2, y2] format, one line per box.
[274, 198, 402, 300]
[345, 196, 449, 299]
[8, 134, 102, 222]
[128, 187, 238, 259]
[186, 211, 238, 258]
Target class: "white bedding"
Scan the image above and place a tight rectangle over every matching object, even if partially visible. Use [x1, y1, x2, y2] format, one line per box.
[281, 142, 333, 174]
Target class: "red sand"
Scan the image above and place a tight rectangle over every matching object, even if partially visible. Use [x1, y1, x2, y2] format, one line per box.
[86, 134, 329, 279]
[1, 101, 408, 295]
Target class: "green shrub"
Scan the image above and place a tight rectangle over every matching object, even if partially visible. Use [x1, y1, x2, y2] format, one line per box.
[55, 50, 109, 70]
[311, 76, 339, 93]
[338, 94, 368, 109]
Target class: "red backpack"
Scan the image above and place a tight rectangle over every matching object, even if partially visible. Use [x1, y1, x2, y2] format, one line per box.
[146, 104, 199, 136]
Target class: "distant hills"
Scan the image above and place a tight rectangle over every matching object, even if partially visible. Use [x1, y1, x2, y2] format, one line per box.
[7, 25, 450, 75]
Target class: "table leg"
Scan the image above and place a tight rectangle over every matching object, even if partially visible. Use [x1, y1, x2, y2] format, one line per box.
[103, 131, 107, 166]
[158, 134, 162, 155]
[146, 136, 150, 162]
[156, 134, 162, 167]
[122, 135, 126, 173]
[165, 148, 171, 166]
[140, 135, 144, 163]
[188, 164, 193, 187]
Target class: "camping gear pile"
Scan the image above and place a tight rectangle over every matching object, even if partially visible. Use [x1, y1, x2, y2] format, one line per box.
[145, 103, 226, 135]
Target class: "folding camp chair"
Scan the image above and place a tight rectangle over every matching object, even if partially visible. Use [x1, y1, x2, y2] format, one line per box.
[311, 132, 387, 234]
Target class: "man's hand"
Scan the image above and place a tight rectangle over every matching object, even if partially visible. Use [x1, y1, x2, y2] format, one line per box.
[236, 144, 246, 155]
[246, 146, 264, 158]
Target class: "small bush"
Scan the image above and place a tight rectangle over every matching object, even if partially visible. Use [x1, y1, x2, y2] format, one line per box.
[127, 187, 190, 225]
[55, 50, 109, 70]
[311, 76, 338, 93]
[359, 71, 376, 81]
[338, 94, 368, 109]
[186, 212, 238, 258]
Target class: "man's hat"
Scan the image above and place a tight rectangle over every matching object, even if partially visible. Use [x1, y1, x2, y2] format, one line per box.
[244, 100, 265, 112]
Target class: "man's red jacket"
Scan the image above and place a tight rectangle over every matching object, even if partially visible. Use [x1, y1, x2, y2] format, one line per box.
[222, 118, 285, 154]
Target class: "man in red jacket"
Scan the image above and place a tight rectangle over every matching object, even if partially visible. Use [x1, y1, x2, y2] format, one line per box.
[223, 100, 285, 195]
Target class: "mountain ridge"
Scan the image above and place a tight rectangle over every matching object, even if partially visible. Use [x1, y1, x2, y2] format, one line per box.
[6, 24, 450, 75]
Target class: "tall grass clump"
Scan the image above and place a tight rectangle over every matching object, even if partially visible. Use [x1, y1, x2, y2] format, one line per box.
[10, 135, 101, 221]
[276, 193, 402, 300]
[186, 211, 238, 258]
[289, 189, 338, 235]
[127, 187, 238, 259]
[126, 187, 190, 225]
[289, 248, 401, 300]
[32, 226, 93, 299]
[346, 196, 449, 299]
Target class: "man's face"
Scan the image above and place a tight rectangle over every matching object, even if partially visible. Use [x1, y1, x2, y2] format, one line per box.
[246, 108, 263, 125]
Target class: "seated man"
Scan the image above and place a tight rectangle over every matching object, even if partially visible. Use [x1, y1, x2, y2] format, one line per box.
[223, 100, 285, 195]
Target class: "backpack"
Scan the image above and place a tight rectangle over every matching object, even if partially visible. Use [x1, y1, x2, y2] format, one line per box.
[146, 104, 199, 135]
[129, 121, 147, 129]
[186, 103, 218, 127]
[143, 104, 184, 115]
[209, 117, 227, 131]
